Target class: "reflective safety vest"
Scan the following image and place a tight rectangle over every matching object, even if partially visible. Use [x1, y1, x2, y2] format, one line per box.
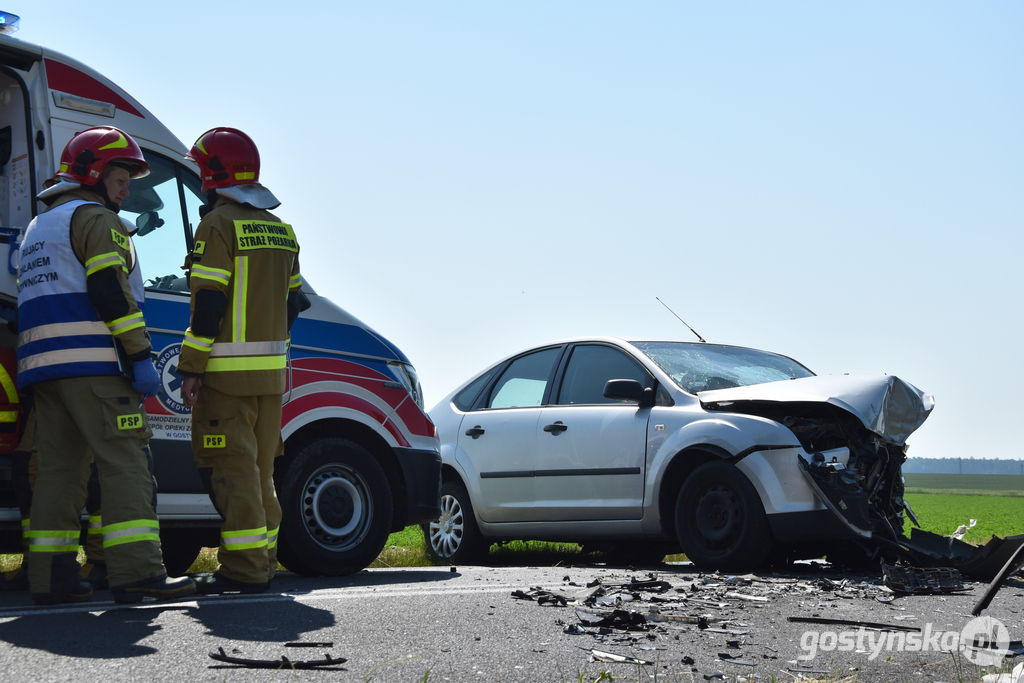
[16, 199, 145, 388]
[0, 347, 20, 453]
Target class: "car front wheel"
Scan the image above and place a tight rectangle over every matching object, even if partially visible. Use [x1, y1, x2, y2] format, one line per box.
[421, 480, 485, 564]
[675, 460, 773, 572]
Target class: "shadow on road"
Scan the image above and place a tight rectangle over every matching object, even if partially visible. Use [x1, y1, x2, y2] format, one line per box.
[0, 609, 161, 657]
[186, 594, 335, 642]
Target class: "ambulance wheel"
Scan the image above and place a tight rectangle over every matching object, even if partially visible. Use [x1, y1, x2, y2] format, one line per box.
[275, 437, 393, 576]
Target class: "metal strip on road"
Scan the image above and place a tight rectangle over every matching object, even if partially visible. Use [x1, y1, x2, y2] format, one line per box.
[0, 582, 518, 619]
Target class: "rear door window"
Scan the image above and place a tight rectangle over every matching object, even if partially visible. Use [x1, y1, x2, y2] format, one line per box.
[487, 348, 561, 409]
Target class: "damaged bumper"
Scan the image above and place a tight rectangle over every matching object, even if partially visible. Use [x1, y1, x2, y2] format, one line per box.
[704, 374, 1023, 580]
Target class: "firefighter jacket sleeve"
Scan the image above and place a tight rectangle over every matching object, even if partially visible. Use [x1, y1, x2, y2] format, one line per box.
[177, 215, 231, 378]
[70, 205, 151, 361]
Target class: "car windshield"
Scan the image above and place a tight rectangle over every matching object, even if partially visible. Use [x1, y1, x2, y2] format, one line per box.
[631, 342, 814, 394]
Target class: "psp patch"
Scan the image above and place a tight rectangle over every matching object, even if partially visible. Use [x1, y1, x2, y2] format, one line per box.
[204, 435, 226, 449]
[117, 413, 143, 430]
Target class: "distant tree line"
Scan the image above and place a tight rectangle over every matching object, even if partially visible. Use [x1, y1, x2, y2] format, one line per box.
[903, 457, 1024, 475]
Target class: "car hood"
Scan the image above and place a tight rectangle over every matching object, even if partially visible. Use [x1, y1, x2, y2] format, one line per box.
[697, 375, 935, 445]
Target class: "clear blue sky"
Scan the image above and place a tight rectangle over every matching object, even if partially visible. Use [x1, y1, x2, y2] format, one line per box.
[18, 2, 1023, 462]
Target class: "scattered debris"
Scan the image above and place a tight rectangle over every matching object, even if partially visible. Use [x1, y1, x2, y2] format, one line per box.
[882, 564, 967, 594]
[209, 647, 345, 669]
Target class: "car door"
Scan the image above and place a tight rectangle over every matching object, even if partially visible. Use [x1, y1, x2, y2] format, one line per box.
[456, 346, 563, 523]
[534, 344, 652, 521]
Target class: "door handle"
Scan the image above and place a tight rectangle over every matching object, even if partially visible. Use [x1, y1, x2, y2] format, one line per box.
[465, 426, 485, 438]
[543, 421, 568, 433]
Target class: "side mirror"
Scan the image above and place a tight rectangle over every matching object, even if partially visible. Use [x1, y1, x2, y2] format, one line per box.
[136, 210, 165, 237]
[603, 379, 653, 407]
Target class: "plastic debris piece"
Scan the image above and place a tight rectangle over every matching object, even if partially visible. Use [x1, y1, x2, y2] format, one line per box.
[588, 649, 654, 665]
[725, 592, 769, 603]
[718, 653, 755, 666]
[788, 616, 919, 633]
[574, 607, 648, 630]
[284, 642, 334, 648]
[951, 519, 978, 541]
[882, 564, 967, 595]
[208, 647, 346, 669]
[511, 588, 568, 606]
[973, 543, 1024, 616]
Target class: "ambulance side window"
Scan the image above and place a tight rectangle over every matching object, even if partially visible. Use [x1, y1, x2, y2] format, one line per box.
[120, 152, 203, 294]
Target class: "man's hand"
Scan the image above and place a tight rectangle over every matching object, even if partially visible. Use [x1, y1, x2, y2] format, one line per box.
[181, 376, 202, 407]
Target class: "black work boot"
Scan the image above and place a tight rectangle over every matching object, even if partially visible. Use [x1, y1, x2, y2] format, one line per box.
[80, 560, 108, 590]
[32, 579, 93, 605]
[112, 574, 197, 604]
[195, 572, 268, 595]
[31, 554, 93, 605]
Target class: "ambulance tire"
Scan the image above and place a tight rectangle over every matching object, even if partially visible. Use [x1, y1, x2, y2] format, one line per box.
[160, 530, 207, 577]
[275, 437, 393, 577]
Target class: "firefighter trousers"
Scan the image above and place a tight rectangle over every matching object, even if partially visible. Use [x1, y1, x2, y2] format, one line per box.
[192, 385, 282, 585]
[28, 376, 164, 594]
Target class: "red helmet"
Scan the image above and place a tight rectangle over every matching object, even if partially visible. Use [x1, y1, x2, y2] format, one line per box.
[185, 127, 260, 192]
[56, 126, 149, 184]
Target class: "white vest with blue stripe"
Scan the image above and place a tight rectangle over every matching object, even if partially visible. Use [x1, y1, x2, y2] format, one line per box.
[16, 199, 145, 388]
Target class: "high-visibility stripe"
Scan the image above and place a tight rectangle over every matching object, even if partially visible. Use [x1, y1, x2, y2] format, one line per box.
[267, 526, 279, 550]
[106, 311, 145, 336]
[18, 321, 110, 345]
[17, 347, 117, 374]
[85, 251, 125, 276]
[206, 355, 286, 373]
[183, 331, 214, 353]
[28, 529, 79, 553]
[21, 518, 30, 539]
[232, 256, 248, 343]
[289, 274, 302, 291]
[0, 410, 17, 423]
[222, 526, 268, 551]
[88, 515, 103, 535]
[209, 341, 288, 357]
[234, 171, 256, 182]
[102, 519, 160, 548]
[0, 365, 18, 405]
[191, 264, 231, 286]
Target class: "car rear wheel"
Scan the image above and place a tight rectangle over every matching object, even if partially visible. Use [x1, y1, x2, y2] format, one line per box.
[675, 460, 773, 572]
[421, 480, 486, 565]
[275, 437, 393, 576]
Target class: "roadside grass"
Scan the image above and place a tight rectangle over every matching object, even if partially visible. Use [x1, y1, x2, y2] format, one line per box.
[3, 490, 1022, 574]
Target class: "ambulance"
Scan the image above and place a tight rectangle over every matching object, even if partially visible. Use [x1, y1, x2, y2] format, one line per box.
[0, 14, 441, 576]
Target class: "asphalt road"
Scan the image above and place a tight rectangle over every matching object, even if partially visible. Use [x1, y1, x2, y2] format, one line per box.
[0, 562, 1021, 682]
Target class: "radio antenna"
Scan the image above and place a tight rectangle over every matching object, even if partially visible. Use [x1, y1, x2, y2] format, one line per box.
[656, 297, 706, 343]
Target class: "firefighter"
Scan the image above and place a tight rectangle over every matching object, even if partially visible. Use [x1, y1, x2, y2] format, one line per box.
[178, 127, 305, 595]
[0, 408, 109, 592]
[17, 126, 196, 605]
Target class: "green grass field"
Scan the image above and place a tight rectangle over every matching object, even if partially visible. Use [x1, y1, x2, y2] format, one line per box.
[904, 472, 1024, 496]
